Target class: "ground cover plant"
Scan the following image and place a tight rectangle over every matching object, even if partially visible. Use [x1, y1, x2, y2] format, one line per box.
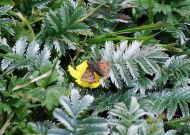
[0, 0, 190, 134]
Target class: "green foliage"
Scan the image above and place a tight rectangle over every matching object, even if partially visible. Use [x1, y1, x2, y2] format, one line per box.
[0, 36, 65, 134]
[0, 5, 15, 35]
[131, 0, 190, 45]
[87, 0, 131, 35]
[0, 0, 190, 134]
[109, 96, 176, 135]
[140, 86, 190, 120]
[1, 37, 51, 73]
[93, 40, 167, 92]
[92, 90, 132, 115]
[132, 0, 190, 23]
[28, 121, 56, 135]
[37, 0, 90, 54]
[109, 96, 146, 134]
[47, 89, 110, 135]
[155, 55, 190, 89]
[0, 79, 35, 134]
[30, 89, 176, 135]
[0, 0, 14, 6]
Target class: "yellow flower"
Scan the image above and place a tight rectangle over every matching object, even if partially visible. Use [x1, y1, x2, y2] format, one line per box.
[68, 60, 102, 88]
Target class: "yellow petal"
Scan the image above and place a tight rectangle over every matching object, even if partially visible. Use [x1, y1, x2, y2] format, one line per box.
[76, 79, 100, 88]
[69, 61, 101, 89]
[88, 82, 100, 88]
[75, 79, 91, 87]
[68, 65, 81, 79]
[94, 73, 102, 80]
[76, 60, 88, 72]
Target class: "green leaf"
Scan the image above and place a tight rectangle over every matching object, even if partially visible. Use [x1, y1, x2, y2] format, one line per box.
[29, 121, 56, 135]
[36, 64, 59, 88]
[49, 88, 109, 134]
[89, 23, 173, 43]
[43, 86, 65, 110]
[60, 96, 74, 117]
[26, 41, 40, 60]
[0, 19, 15, 35]
[53, 108, 74, 131]
[129, 96, 140, 114]
[135, 57, 153, 75]
[98, 41, 167, 91]
[70, 7, 85, 27]
[46, 12, 62, 33]
[126, 60, 139, 79]
[128, 125, 138, 135]
[109, 96, 146, 134]
[60, 5, 70, 28]
[70, 89, 80, 116]
[0, 37, 48, 71]
[13, 37, 27, 56]
[0, 78, 6, 91]
[157, 99, 169, 114]
[0, 0, 15, 6]
[110, 64, 123, 89]
[78, 127, 109, 135]
[48, 128, 70, 135]
[24, 87, 45, 102]
[35, 47, 50, 68]
[153, 3, 171, 15]
[0, 5, 12, 16]
[141, 86, 190, 120]
[39, 2, 90, 54]
[76, 93, 94, 117]
[79, 117, 108, 127]
[0, 103, 12, 114]
[179, 101, 189, 117]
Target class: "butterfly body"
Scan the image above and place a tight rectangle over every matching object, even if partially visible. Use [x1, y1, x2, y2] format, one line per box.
[81, 61, 111, 83]
[87, 61, 104, 77]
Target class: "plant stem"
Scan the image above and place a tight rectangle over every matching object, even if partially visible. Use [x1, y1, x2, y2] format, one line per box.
[71, 43, 84, 64]
[166, 116, 190, 125]
[16, 12, 35, 40]
[16, 93, 40, 102]
[0, 67, 11, 80]
[79, 2, 106, 22]
[0, 112, 15, 135]
[0, 53, 25, 60]
[13, 71, 51, 91]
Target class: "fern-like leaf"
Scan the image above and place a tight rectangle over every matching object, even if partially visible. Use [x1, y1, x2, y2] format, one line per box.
[28, 121, 56, 135]
[0, 6, 15, 35]
[53, 108, 73, 131]
[48, 88, 109, 135]
[98, 40, 168, 92]
[37, 1, 90, 54]
[92, 90, 132, 115]
[140, 86, 190, 120]
[1, 37, 51, 72]
[109, 97, 146, 134]
[155, 55, 190, 89]
[109, 96, 175, 134]
[109, 97, 176, 135]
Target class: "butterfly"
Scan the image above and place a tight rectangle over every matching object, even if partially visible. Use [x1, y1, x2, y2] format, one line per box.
[81, 61, 111, 83]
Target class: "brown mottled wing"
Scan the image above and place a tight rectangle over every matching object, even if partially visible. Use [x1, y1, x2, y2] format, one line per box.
[81, 67, 96, 83]
[96, 61, 111, 78]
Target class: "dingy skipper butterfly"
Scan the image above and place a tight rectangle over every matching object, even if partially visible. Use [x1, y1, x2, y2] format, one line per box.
[81, 61, 111, 83]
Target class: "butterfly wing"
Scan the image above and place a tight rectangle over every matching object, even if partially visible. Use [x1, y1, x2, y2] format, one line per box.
[96, 61, 111, 78]
[81, 67, 96, 83]
[87, 61, 104, 77]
